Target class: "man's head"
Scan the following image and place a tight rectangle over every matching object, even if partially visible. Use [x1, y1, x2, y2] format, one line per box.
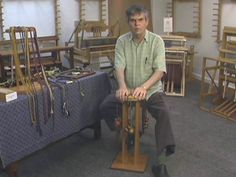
[126, 4, 149, 22]
[126, 4, 149, 40]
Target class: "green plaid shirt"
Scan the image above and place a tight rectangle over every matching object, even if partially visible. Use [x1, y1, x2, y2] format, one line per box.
[114, 30, 166, 99]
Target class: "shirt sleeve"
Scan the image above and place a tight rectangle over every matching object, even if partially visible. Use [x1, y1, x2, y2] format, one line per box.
[114, 37, 126, 69]
[152, 36, 166, 73]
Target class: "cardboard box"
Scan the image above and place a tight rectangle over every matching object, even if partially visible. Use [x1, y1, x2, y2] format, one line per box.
[0, 87, 17, 102]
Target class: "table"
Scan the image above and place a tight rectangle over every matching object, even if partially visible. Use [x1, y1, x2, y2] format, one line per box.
[0, 72, 111, 170]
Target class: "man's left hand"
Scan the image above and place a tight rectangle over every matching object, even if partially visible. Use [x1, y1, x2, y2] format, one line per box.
[132, 86, 147, 100]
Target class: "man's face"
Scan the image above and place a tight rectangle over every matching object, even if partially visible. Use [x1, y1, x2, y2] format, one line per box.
[128, 13, 148, 37]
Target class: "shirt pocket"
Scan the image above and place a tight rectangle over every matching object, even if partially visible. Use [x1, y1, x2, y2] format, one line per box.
[143, 57, 153, 78]
[144, 57, 153, 70]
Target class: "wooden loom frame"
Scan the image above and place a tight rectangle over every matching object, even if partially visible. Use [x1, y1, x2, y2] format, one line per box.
[70, 0, 118, 68]
[200, 26, 236, 121]
[164, 52, 186, 96]
[162, 35, 189, 96]
[200, 57, 236, 121]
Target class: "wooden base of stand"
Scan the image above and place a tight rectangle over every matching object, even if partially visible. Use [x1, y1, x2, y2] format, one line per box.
[111, 152, 148, 172]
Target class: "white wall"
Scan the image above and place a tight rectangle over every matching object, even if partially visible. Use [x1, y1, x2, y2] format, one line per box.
[151, 0, 166, 34]
[60, 0, 80, 45]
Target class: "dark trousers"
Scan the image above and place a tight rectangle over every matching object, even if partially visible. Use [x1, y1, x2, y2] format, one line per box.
[99, 92, 175, 156]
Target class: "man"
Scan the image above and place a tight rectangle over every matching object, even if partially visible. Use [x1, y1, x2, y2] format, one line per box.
[99, 4, 175, 177]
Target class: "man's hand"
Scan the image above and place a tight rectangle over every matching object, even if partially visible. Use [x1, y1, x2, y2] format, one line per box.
[116, 87, 129, 102]
[132, 86, 147, 100]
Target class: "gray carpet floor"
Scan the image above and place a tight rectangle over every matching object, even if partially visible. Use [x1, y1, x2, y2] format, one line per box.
[1, 79, 236, 177]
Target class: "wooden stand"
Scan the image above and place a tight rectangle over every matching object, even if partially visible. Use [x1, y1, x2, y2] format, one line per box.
[111, 97, 148, 172]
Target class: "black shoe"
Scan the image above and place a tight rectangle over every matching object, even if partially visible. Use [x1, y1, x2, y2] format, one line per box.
[152, 164, 170, 177]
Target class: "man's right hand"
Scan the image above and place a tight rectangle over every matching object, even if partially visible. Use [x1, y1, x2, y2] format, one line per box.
[116, 88, 129, 102]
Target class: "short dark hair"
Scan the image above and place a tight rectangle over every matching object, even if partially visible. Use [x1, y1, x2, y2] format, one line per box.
[126, 4, 149, 22]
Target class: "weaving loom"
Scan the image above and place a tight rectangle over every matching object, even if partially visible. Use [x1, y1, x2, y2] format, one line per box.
[200, 27, 236, 121]
[66, 20, 119, 68]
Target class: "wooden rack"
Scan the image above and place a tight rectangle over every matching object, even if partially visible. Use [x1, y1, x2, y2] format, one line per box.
[162, 35, 193, 96]
[200, 26, 236, 121]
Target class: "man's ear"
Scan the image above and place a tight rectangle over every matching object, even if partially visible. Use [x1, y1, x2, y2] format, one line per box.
[145, 18, 149, 26]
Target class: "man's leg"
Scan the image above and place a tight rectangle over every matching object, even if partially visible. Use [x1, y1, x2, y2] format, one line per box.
[146, 92, 175, 177]
[99, 93, 122, 131]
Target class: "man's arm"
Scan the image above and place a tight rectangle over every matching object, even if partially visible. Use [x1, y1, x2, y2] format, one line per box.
[115, 68, 129, 101]
[142, 69, 164, 90]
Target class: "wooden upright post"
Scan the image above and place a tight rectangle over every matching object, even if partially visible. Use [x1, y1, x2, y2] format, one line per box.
[111, 97, 148, 172]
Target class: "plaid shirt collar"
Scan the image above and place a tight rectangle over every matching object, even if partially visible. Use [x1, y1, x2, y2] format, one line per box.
[128, 30, 149, 43]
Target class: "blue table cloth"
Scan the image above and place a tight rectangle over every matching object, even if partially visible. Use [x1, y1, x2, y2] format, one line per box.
[0, 72, 111, 167]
